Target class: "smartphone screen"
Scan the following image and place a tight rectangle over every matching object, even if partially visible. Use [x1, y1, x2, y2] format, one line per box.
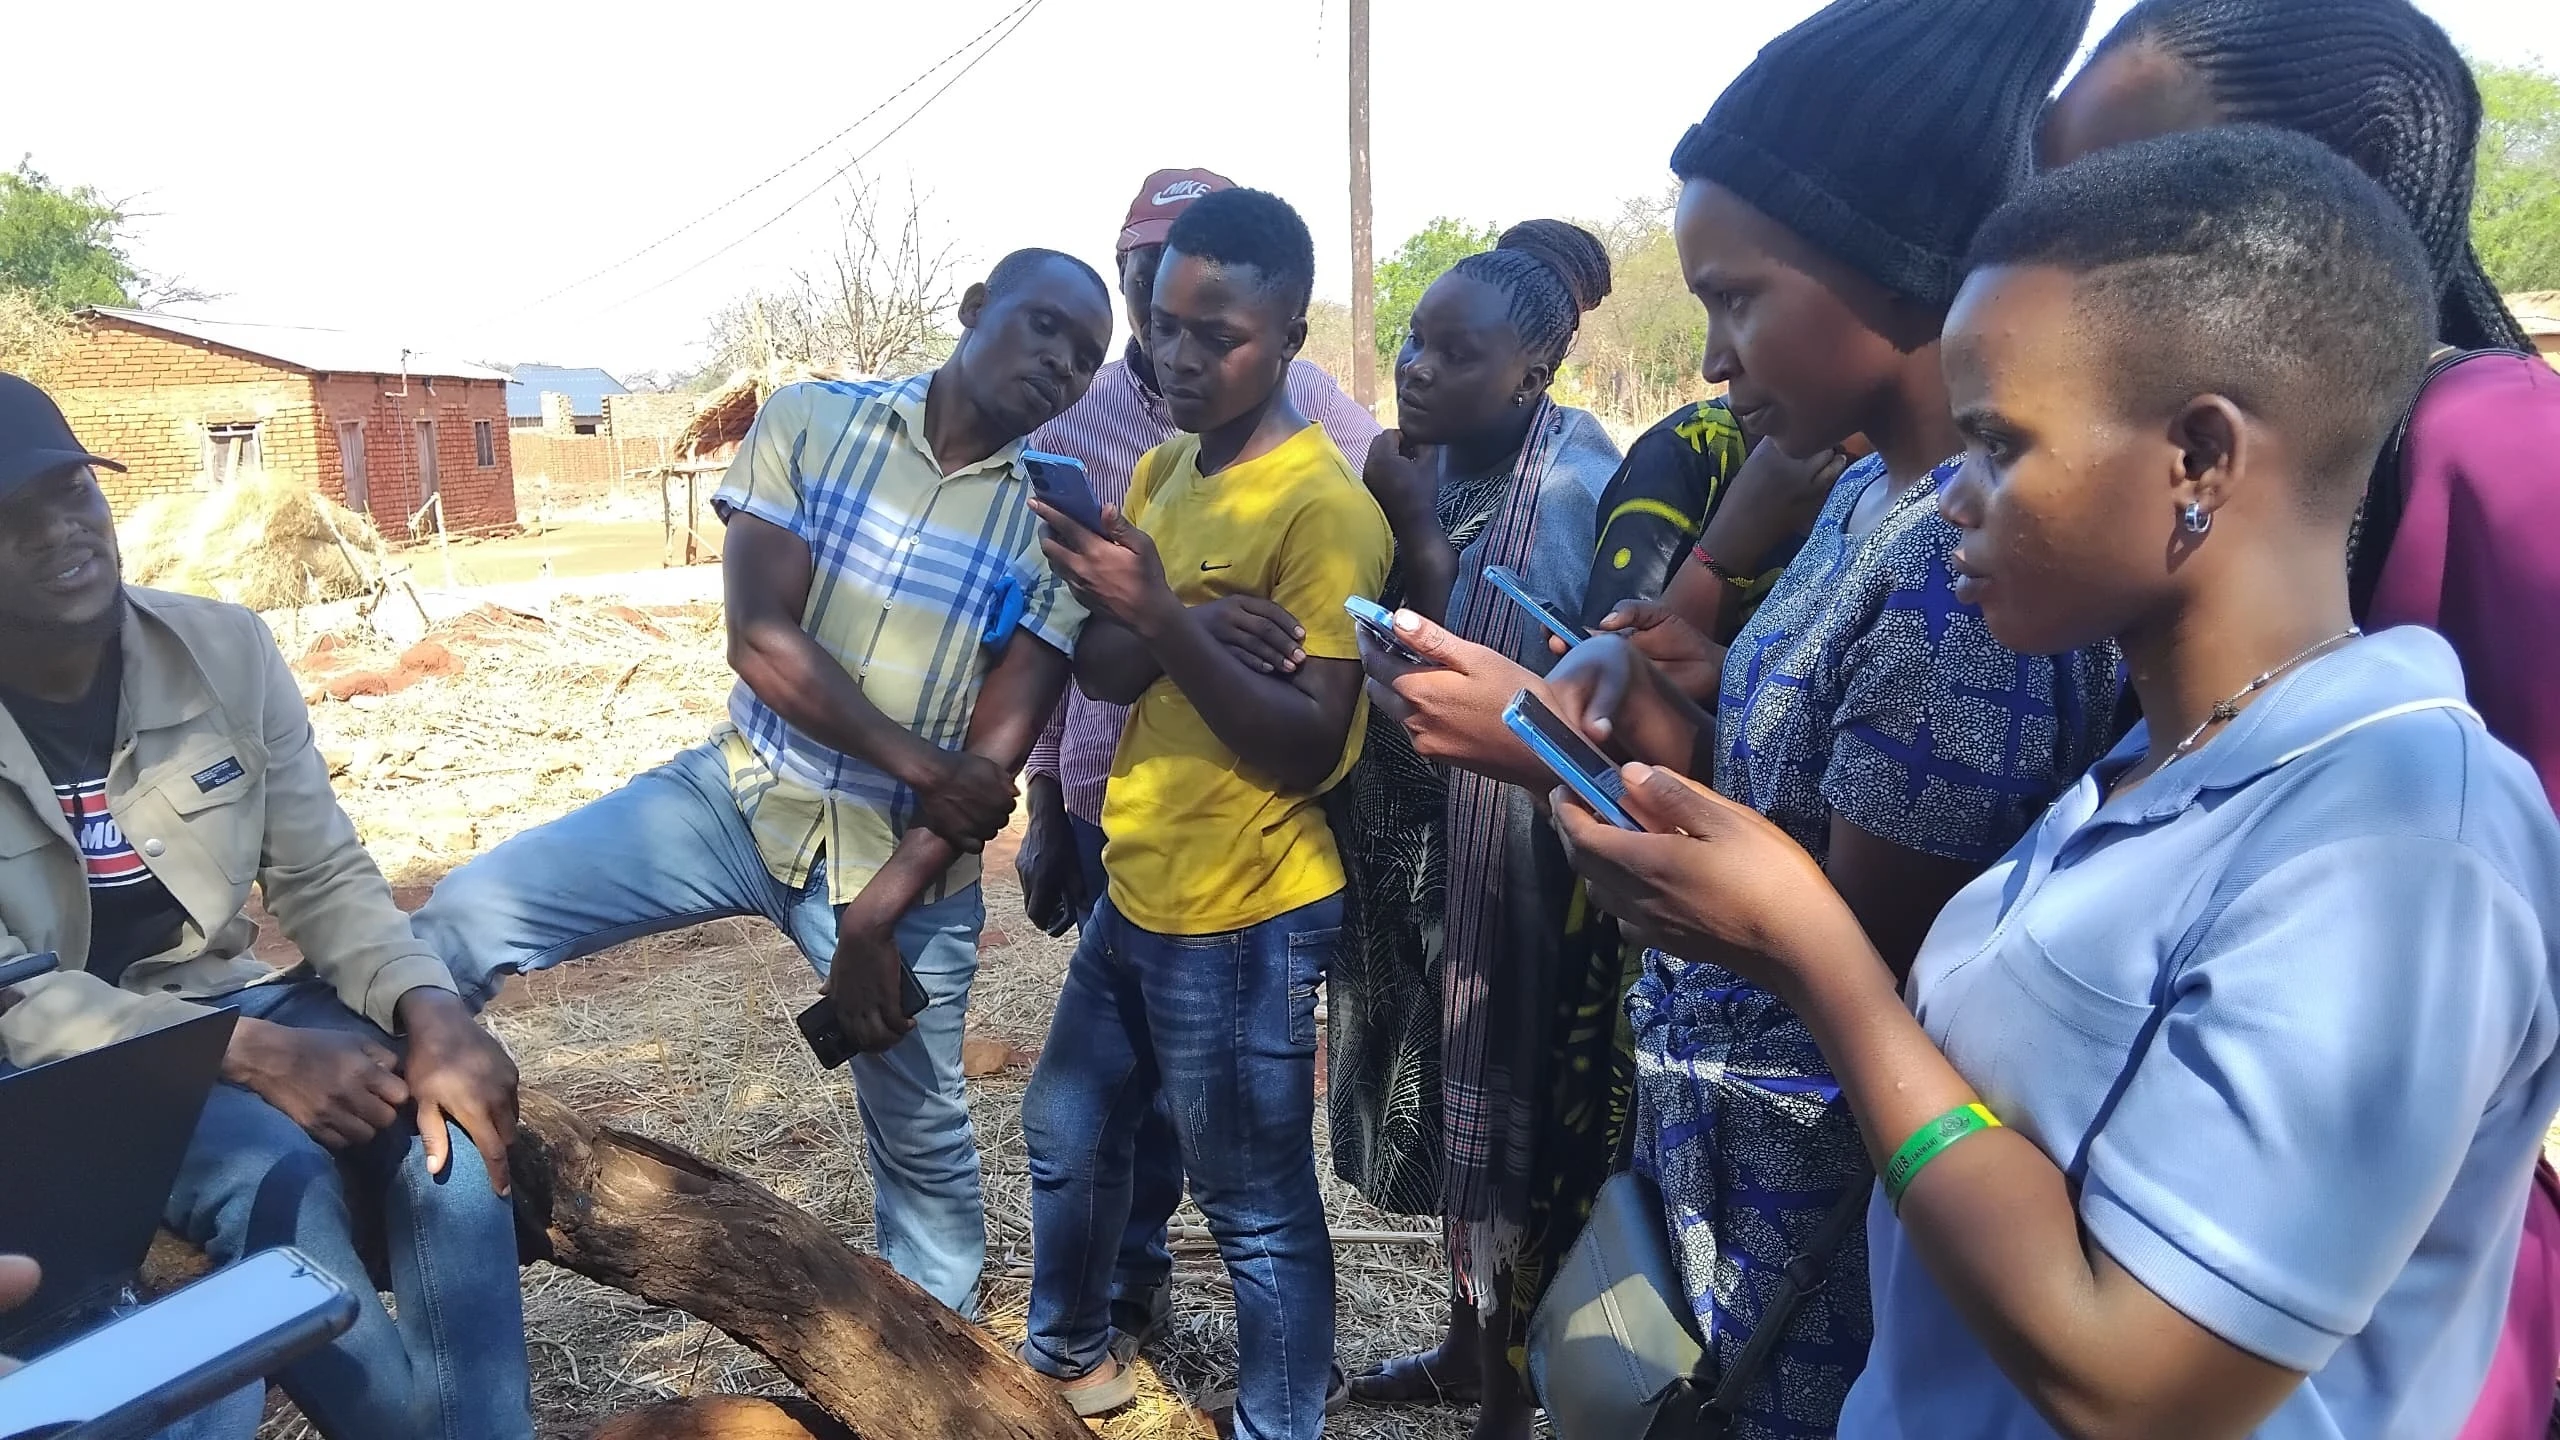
[1503, 691, 1640, 829]
[1023, 451, 1106, 533]
[1481, 565, 1589, 645]
[0, 1248, 356, 1438]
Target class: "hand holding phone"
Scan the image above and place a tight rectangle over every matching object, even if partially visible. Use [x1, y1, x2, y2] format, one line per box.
[0, 1248, 356, 1440]
[1503, 691, 1641, 830]
[1481, 566, 1589, 646]
[1023, 452, 1107, 535]
[795, 967, 932, 1071]
[1345, 595, 1434, 667]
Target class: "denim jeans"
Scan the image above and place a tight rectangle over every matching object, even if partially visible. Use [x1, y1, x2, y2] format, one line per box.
[409, 742, 988, 1313]
[1068, 816, 1182, 1320]
[1022, 894, 1340, 1440]
[171, 978, 533, 1440]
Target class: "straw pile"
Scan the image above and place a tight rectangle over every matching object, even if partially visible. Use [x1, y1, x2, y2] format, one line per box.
[264, 596, 1468, 1440]
[121, 470, 385, 611]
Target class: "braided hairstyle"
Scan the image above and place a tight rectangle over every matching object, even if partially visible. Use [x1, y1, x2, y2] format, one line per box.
[2097, 0, 2533, 615]
[1444, 219, 1614, 368]
[2097, 0, 2527, 355]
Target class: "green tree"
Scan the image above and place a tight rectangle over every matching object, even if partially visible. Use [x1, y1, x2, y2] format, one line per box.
[1373, 217, 1498, 374]
[0, 161, 137, 310]
[2474, 62, 2560, 294]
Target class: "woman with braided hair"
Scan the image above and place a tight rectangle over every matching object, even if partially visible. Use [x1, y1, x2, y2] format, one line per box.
[2043, 12, 2560, 1432]
[1329, 219, 1629, 1438]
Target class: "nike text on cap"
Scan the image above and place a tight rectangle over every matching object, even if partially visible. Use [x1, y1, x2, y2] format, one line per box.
[1117, 168, 1237, 255]
[0, 373, 124, 502]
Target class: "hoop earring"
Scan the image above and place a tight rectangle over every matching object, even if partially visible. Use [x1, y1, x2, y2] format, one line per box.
[2181, 501, 2212, 536]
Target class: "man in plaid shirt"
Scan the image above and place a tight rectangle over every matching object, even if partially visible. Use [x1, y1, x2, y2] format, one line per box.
[414, 249, 1114, 1315]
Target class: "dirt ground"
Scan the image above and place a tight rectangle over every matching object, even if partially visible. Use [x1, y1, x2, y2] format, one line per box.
[254, 585, 1473, 1440]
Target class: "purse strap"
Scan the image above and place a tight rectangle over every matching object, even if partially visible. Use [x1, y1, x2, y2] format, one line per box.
[1699, 1164, 1875, 1416]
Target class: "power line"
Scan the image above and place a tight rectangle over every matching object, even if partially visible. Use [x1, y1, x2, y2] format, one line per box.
[589, 0, 1048, 317]
[524, 0, 1042, 310]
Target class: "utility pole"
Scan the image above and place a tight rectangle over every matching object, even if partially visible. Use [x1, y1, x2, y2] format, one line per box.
[1348, 0, 1376, 411]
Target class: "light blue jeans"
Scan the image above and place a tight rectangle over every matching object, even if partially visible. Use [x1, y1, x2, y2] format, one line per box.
[409, 742, 988, 1313]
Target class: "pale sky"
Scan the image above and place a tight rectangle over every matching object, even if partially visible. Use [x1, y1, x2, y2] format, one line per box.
[6, 0, 2554, 379]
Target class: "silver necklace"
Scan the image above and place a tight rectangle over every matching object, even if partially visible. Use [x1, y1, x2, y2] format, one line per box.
[2166, 627, 2362, 763]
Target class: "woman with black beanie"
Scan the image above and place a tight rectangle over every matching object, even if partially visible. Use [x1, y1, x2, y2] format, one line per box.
[2040, 4, 2560, 1434]
[1368, 0, 2121, 1432]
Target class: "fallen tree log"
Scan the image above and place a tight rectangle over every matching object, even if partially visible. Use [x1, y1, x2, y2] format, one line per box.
[147, 1088, 1090, 1440]
[584, 1396, 854, 1440]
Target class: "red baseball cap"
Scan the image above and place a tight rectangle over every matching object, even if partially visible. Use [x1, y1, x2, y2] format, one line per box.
[1117, 168, 1236, 255]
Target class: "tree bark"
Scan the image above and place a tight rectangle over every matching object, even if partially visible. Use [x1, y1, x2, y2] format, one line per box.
[147, 1088, 1091, 1440]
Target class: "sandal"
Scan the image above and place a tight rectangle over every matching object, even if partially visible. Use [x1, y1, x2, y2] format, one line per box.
[1019, 1342, 1138, 1418]
[1347, 1350, 1481, 1407]
[1198, 1365, 1353, 1436]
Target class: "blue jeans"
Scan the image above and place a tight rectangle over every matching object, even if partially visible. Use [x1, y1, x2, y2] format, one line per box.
[1022, 894, 1340, 1440]
[172, 978, 532, 1440]
[1068, 816, 1181, 1320]
[409, 742, 988, 1313]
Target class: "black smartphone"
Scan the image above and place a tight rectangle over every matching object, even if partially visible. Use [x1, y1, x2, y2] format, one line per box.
[794, 967, 933, 1070]
[0, 952, 59, 991]
[1023, 451, 1107, 534]
[0, 1247, 357, 1440]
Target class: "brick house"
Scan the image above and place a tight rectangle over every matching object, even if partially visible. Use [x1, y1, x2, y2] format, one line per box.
[50, 308, 518, 534]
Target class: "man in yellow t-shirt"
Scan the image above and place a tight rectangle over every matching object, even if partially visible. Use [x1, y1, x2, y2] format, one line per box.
[1022, 188, 1390, 1440]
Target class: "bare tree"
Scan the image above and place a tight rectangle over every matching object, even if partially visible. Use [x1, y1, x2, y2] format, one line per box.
[698, 173, 960, 382]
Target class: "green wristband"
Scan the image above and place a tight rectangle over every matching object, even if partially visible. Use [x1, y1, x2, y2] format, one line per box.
[1883, 1103, 2002, 1210]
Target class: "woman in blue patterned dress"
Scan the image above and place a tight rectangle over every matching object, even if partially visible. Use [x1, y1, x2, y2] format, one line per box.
[1378, 0, 2121, 1434]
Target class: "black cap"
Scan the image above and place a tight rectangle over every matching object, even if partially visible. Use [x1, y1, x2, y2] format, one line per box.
[1671, 0, 2096, 308]
[0, 373, 125, 500]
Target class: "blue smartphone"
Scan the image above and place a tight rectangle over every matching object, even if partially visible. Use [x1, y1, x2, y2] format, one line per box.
[0, 1247, 357, 1440]
[1503, 690, 1640, 830]
[1345, 595, 1433, 665]
[0, 953, 58, 991]
[1481, 565, 1589, 645]
[1023, 451, 1106, 534]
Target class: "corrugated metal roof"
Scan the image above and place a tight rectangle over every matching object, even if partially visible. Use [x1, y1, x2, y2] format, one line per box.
[505, 364, 629, 420]
[83, 307, 509, 381]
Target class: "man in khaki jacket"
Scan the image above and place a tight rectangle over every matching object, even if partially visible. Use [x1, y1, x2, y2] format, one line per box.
[0, 374, 533, 1440]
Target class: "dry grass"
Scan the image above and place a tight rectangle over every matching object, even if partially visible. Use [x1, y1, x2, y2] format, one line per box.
[119, 470, 389, 612]
[259, 595, 1476, 1439]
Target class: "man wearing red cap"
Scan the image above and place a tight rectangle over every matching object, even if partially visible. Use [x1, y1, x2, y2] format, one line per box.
[1018, 170, 1377, 1356]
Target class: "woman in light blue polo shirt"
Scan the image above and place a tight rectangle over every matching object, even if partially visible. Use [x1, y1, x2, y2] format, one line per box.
[1552, 131, 2560, 1437]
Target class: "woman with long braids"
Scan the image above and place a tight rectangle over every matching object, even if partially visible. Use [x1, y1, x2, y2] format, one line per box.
[2040, 6, 2560, 1431]
[1328, 220, 1627, 1440]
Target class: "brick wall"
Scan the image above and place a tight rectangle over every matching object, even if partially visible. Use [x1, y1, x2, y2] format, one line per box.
[313, 375, 517, 534]
[510, 430, 675, 513]
[50, 323, 325, 511]
[48, 318, 515, 533]
[602, 390, 701, 443]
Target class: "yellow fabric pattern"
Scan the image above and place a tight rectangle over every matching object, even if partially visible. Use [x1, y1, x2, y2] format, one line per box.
[1099, 425, 1393, 936]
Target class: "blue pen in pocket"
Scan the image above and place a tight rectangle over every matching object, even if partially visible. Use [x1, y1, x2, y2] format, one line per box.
[980, 573, 1028, 651]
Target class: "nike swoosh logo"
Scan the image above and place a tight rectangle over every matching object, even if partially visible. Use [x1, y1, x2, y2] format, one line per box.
[1200, 561, 1232, 572]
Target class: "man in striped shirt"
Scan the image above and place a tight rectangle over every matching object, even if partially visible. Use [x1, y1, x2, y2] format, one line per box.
[1016, 169, 1379, 1352]
[415, 249, 1114, 1315]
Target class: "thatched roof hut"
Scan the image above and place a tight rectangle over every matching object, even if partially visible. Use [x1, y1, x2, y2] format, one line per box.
[672, 365, 855, 460]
